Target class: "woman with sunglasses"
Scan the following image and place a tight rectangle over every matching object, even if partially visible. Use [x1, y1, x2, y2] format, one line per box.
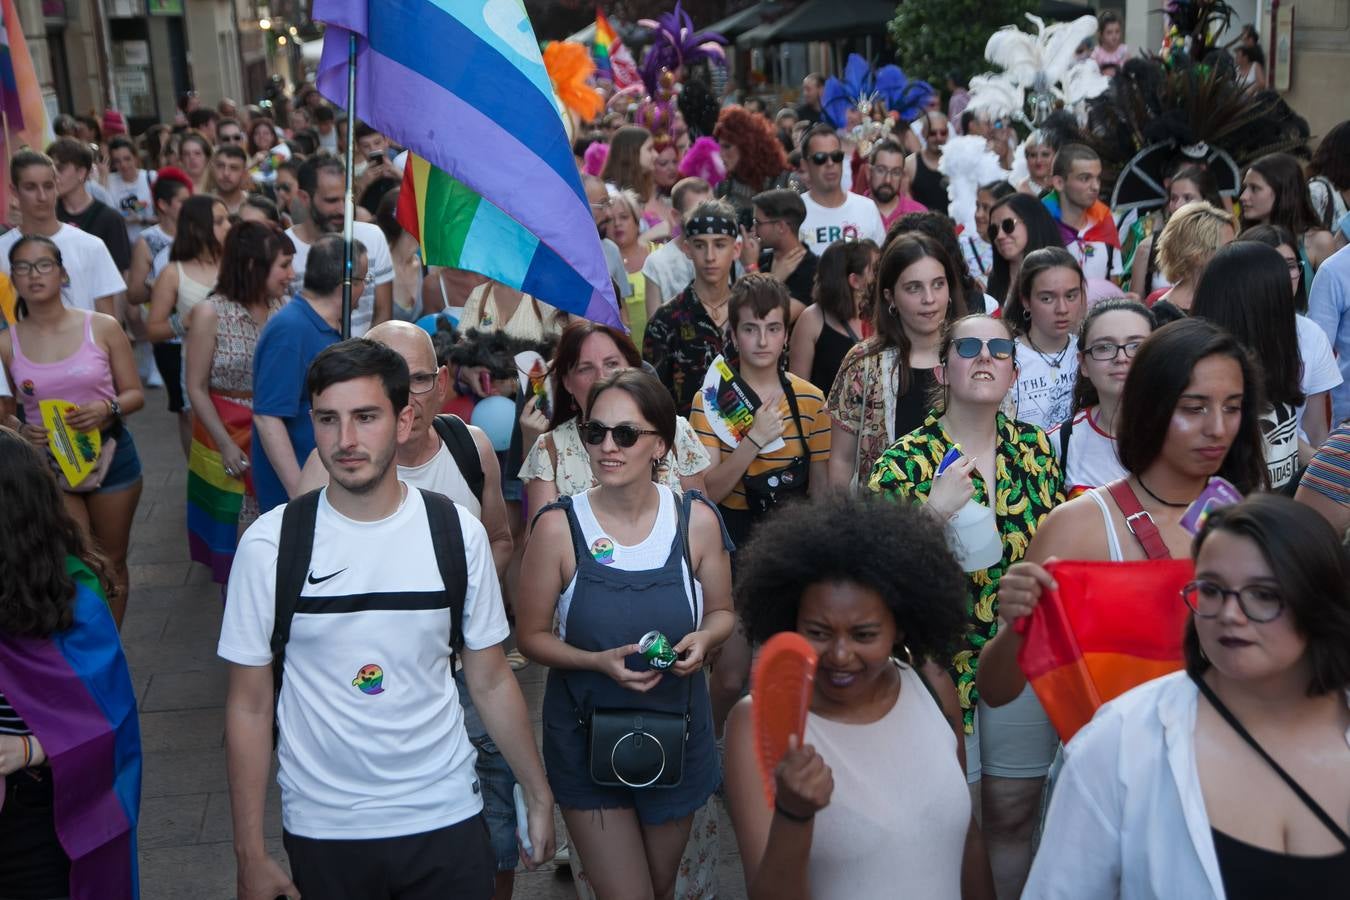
[1023, 494, 1350, 897]
[983, 193, 1065, 310]
[0, 237, 145, 628]
[1047, 299, 1157, 497]
[826, 234, 968, 488]
[517, 369, 734, 900]
[869, 314, 1064, 898]
[980, 317, 1269, 708]
[1004, 248, 1088, 431]
[520, 321, 710, 538]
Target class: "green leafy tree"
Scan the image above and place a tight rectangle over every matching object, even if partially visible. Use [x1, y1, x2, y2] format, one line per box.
[889, 0, 1038, 89]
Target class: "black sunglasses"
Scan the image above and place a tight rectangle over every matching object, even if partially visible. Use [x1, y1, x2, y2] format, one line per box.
[986, 218, 1020, 243]
[950, 337, 1016, 360]
[809, 150, 846, 166]
[581, 421, 660, 448]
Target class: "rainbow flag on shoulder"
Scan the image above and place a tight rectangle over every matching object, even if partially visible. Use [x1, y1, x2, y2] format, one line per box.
[314, 0, 621, 327]
[0, 559, 141, 899]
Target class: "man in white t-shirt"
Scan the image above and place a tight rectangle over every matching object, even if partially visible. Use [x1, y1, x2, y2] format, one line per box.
[286, 156, 393, 337]
[797, 125, 886, 256]
[0, 150, 126, 317]
[220, 339, 553, 899]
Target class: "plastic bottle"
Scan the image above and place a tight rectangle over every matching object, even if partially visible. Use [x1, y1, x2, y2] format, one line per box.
[936, 447, 1004, 572]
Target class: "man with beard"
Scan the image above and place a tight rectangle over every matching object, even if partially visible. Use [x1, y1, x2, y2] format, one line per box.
[252, 235, 365, 513]
[906, 111, 951, 216]
[286, 156, 394, 337]
[867, 140, 927, 231]
[210, 143, 251, 215]
[221, 337, 554, 899]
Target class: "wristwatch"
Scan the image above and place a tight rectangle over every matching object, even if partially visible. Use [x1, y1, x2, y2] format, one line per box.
[108, 398, 122, 419]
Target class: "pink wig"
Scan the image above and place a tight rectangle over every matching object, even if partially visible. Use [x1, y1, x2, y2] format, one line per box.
[677, 136, 726, 187]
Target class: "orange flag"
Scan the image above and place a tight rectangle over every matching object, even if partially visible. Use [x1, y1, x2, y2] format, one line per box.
[1015, 559, 1194, 742]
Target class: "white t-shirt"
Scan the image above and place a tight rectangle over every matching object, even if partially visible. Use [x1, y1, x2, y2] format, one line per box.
[1260, 401, 1300, 490]
[106, 169, 154, 244]
[286, 222, 394, 338]
[217, 486, 510, 840]
[1295, 313, 1343, 433]
[1048, 407, 1125, 495]
[1063, 235, 1123, 284]
[398, 437, 482, 520]
[641, 239, 695, 301]
[0, 224, 125, 312]
[0, 363, 11, 397]
[1011, 335, 1079, 430]
[799, 192, 886, 256]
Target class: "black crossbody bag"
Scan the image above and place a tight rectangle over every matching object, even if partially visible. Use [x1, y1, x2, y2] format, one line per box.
[742, 376, 810, 518]
[558, 493, 700, 789]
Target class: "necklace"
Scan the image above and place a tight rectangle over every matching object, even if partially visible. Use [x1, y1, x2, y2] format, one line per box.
[1024, 334, 1071, 369]
[1135, 474, 1198, 509]
[694, 287, 730, 324]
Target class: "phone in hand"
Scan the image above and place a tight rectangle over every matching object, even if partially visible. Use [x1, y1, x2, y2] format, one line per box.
[367, 150, 385, 167]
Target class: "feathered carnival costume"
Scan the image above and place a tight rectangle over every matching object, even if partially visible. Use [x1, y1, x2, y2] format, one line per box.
[821, 54, 935, 156]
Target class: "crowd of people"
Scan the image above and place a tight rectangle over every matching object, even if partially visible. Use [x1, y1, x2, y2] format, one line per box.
[2, 10, 1350, 900]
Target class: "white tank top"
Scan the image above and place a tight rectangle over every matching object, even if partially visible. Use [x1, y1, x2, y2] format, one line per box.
[1086, 487, 1126, 562]
[803, 664, 970, 900]
[396, 438, 482, 519]
[558, 485, 699, 638]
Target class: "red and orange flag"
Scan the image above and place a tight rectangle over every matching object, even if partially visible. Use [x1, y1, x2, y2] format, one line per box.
[1015, 559, 1194, 743]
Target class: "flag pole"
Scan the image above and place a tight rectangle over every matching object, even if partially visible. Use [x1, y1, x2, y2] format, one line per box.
[340, 32, 357, 340]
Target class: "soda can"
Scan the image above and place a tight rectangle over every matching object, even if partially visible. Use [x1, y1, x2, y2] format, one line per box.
[638, 630, 678, 670]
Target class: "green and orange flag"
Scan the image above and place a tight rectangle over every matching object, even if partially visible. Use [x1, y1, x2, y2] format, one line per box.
[1015, 559, 1194, 742]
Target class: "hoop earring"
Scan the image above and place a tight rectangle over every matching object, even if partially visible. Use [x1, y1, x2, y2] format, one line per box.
[887, 302, 898, 317]
[1022, 307, 1032, 323]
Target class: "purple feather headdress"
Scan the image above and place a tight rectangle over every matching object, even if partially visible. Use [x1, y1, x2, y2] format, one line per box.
[638, 1, 727, 97]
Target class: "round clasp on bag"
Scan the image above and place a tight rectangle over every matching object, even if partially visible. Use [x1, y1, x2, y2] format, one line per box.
[610, 729, 667, 788]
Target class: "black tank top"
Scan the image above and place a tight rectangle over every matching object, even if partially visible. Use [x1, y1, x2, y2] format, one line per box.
[1212, 828, 1350, 898]
[810, 319, 859, 393]
[911, 154, 948, 215]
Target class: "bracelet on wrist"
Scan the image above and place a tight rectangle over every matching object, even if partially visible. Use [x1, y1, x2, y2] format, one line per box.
[774, 801, 814, 823]
[748, 435, 764, 451]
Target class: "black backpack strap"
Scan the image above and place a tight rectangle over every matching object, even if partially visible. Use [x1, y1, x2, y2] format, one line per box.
[1057, 412, 1076, 474]
[433, 414, 485, 504]
[271, 489, 323, 699]
[420, 489, 468, 661]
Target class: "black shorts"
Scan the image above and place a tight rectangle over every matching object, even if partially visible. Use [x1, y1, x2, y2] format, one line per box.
[282, 814, 495, 900]
[151, 342, 185, 413]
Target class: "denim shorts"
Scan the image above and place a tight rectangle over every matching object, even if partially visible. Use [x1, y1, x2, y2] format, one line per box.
[454, 669, 519, 872]
[94, 426, 143, 494]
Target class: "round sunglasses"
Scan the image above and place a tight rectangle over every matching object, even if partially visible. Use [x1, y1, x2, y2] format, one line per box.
[986, 218, 1021, 243]
[949, 337, 1016, 360]
[581, 420, 659, 448]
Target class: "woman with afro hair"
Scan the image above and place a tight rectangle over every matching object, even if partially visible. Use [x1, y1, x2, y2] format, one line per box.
[713, 105, 790, 216]
[723, 492, 994, 900]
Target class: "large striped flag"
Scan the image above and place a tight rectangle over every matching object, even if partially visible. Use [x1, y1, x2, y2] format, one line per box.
[594, 7, 640, 89]
[0, 0, 51, 149]
[1015, 559, 1194, 742]
[314, 0, 622, 327]
[0, 559, 141, 899]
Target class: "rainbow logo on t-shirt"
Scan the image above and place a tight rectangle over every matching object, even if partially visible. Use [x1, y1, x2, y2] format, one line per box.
[352, 663, 385, 695]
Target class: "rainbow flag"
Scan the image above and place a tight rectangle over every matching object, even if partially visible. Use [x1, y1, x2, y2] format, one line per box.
[594, 7, 640, 89]
[0, 558, 141, 899]
[313, 0, 621, 327]
[1015, 559, 1193, 742]
[186, 394, 254, 585]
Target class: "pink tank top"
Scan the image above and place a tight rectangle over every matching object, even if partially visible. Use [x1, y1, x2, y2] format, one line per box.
[9, 310, 116, 424]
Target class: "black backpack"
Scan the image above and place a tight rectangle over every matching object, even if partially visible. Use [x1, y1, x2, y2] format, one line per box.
[269, 488, 468, 704]
[431, 414, 485, 504]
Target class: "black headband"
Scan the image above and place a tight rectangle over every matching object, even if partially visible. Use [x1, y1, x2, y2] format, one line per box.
[684, 213, 738, 237]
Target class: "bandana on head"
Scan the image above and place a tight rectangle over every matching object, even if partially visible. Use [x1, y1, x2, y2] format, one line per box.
[684, 213, 738, 237]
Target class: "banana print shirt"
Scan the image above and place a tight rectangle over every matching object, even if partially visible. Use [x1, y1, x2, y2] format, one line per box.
[868, 412, 1064, 732]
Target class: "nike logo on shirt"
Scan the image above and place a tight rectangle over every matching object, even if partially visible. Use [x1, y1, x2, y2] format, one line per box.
[306, 569, 347, 585]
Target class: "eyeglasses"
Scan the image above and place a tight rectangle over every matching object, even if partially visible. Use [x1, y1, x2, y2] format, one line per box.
[986, 218, 1021, 242]
[870, 165, 905, 180]
[581, 420, 660, 448]
[809, 150, 846, 166]
[950, 337, 1016, 360]
[752, 218, 781, 229]
[1086, 340, 1144, 361]
[219, 133, 245, 143]
[1181, 579, 1284, 623]
[11, 259, 58, 276]
[408, 371, 438, 394]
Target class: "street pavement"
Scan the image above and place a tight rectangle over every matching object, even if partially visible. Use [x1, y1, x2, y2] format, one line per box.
[124, 393, 746, 898]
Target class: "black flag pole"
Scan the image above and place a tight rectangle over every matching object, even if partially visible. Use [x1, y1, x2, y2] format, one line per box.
[340, 32, 357, 340]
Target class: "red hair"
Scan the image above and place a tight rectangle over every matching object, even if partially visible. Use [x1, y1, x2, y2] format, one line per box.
[713, 106, 787, 190]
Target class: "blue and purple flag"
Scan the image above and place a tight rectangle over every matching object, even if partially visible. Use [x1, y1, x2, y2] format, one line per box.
[313, 0, 622, 327]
